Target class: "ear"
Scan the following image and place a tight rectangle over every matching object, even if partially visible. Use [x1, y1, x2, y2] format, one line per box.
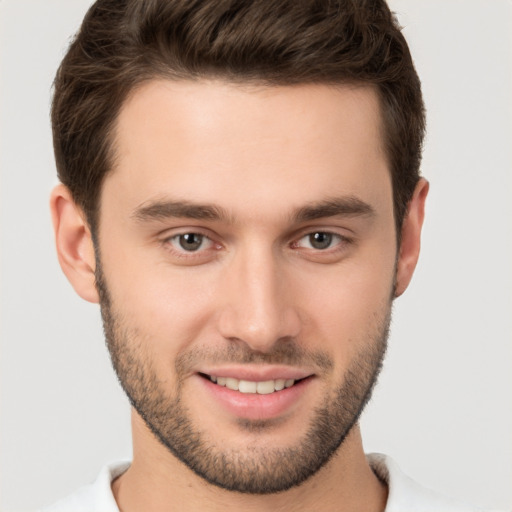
[50, 184, 99, 303]
[394, 178, 429, 297]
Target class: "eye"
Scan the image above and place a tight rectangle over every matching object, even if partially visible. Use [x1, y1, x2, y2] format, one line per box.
[296, 231, 342, 250]
[168, 233, 212, 252]
[307, 232, 333, 250]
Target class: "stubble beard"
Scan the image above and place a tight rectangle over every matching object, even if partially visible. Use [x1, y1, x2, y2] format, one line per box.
[96, 262, 390, 495]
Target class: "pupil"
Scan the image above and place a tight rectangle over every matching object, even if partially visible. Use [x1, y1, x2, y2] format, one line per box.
[179, 233, 203, 251]
[310, 232, 332, 250]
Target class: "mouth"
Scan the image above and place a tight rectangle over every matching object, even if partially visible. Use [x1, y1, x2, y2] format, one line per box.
[199, 373, 306, 395]
[197, 369, 316, 420]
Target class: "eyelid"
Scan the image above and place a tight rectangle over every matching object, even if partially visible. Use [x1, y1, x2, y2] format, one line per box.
[159, 225, 217, 242]
[293, 231, 346, 248]
[291, 225, 353, 243]
[168, 233, 213, 252]
[160, 228, 223, 258]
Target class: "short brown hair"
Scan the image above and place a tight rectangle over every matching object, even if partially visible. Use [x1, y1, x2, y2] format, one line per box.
[52, 0, 425, 236]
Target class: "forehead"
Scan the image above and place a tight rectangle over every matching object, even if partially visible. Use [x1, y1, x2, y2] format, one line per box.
[105, 79, 391, 222]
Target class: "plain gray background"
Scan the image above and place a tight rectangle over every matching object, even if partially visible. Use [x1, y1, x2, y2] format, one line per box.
[1, 1, 511, 511]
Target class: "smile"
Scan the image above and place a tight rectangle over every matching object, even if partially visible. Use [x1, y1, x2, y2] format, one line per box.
[197, 371, 314, 420]
[207, 375, 297, 394]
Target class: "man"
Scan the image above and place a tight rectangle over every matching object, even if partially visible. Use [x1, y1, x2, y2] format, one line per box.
[43, 0, 480, 511]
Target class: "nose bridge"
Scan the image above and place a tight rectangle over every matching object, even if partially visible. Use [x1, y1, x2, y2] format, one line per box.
[218, 239, 300, 351]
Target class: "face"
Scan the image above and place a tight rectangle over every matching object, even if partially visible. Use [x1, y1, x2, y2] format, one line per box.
[96, 80, 398, 493]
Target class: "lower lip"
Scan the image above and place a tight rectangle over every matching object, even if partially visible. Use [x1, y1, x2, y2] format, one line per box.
[199, 376, 313, 421]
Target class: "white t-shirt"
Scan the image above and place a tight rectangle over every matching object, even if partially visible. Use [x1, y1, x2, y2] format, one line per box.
[40, 454, 483, 512]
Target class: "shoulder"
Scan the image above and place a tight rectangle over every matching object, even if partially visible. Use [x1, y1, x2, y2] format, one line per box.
[367, 453, 485, 512]
[39, 461, 130, 512]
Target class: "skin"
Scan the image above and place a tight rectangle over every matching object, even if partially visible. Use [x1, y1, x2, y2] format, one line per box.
[51, 80, 428, 512]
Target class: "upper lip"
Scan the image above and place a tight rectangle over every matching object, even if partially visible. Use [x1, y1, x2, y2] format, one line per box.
[197, 365, 314, 382]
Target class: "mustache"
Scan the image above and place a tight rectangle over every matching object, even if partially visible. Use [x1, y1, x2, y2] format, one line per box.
[175, 340, 334, 375]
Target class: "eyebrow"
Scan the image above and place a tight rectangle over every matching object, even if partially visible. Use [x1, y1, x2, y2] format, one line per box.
[292, 196, 375, 223]
[132, 195, 375, 224]
[132, 200, 230, 222]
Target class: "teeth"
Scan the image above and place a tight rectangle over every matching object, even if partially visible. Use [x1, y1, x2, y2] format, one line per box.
[256, 380, 275, 394]
[225, 377, 239, 391]
[274, 379, 285, 391]
[209, 376, 297, 394]
[239, 380, 257, 393]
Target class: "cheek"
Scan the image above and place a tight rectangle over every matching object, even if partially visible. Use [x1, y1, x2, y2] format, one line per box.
[294, 254, 395, 361]
[100, 248, 222, 359]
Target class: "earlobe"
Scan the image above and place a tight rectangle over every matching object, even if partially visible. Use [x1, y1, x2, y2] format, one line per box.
[50, 184, 100, 303]
[394, 178, 429, 298]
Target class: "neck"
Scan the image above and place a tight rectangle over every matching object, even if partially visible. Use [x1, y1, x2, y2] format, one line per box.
[112, 410, 387, 512]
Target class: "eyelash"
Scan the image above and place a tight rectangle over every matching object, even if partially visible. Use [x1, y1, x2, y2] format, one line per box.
[161, 229, 352, 261]
[162, 231, 220, 259]
[292, 231, 350, 252]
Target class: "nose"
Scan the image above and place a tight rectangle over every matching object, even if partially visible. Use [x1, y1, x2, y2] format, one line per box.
[217, 244, 301, 353]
